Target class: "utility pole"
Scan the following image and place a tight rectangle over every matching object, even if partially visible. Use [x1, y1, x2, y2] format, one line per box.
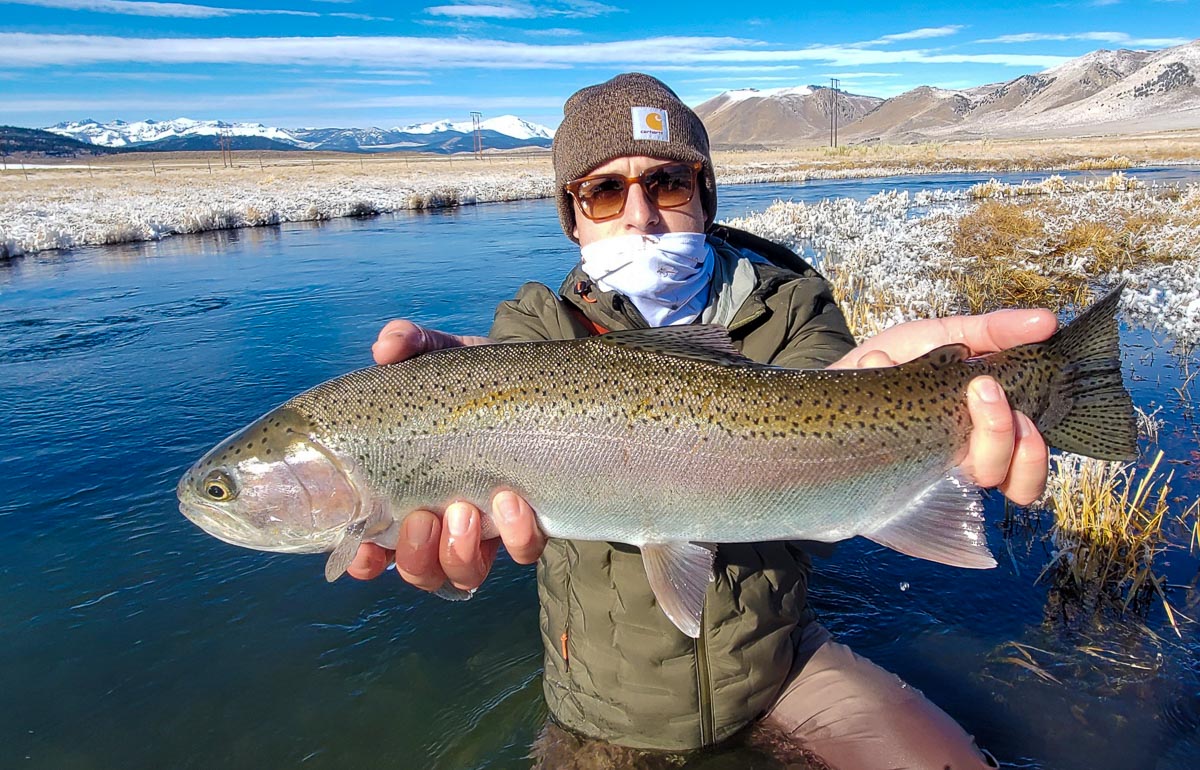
[218, 128, 234, 168]
[829, 78, 840, 148]
[471, 111, 483, 160]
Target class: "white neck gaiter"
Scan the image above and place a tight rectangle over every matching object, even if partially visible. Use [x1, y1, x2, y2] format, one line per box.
[579, 232, 714, 327]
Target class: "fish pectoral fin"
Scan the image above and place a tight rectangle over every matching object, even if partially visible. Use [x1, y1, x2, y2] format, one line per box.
[324, 519, 368, 582]
[641, 541, 717, 638]
[864, 469, 997, 569]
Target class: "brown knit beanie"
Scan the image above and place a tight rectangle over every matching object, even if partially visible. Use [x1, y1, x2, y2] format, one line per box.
[552, 73, 717, 242]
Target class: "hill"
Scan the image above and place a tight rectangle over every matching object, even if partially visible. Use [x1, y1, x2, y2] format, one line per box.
[697, 39, 1200, 145]
[1, 126, 121, 158]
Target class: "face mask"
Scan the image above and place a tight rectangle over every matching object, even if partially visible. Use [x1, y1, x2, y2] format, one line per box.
[579, 232, 714, 327]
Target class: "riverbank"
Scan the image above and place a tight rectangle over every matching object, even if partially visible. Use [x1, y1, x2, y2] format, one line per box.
[4, 133, 1200, 259]
[723, 174, 1200, 345]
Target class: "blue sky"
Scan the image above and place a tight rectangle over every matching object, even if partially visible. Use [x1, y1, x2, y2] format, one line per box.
[0, 1, 1195, 130]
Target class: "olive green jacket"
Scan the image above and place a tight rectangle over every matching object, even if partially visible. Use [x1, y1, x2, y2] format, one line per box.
[488, 226, 856, 751]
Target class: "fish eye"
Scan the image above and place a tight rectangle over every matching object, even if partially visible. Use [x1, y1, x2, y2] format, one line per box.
[202, 470, 237, 502]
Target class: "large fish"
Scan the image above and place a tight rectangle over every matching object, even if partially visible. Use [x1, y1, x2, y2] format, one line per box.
[178, 284, 1136, 637]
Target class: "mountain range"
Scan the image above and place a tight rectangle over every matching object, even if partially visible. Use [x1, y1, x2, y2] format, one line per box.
[44, 115, 554, 154]
[695, 39, 1200, 146]
[31, 39, 1200, 155]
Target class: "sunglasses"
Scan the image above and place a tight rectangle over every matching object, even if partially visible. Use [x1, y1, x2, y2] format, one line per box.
[565, 161, 703, 222]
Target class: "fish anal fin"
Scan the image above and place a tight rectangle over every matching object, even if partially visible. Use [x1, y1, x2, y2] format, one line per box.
[433, 582, 477, 601]
[865, 469, 997, 569]
[325, 519, 367, 582]
[640, 541, 717, 638]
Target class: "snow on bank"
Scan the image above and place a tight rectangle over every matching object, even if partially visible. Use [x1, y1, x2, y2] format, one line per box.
[722, 182, 1200, 345]
[0, 167, 555, 259]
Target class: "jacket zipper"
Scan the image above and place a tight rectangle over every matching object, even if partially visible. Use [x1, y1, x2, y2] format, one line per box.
[561, 558, 573, 673]
[695, 613, 714, 746]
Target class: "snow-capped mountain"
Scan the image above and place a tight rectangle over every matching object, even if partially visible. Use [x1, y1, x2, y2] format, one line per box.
[45, 115, 555, 154]
[48, 118, 301, 148]
[398, 115, 553, 140]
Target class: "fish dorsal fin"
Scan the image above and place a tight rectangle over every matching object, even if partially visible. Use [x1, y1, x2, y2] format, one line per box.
[325, 519, 367, 582]
[640, 541, 717, 638]
[596, 326, 763, 367]
[863, 469, 997, 569]
[909, 343, 972, 368]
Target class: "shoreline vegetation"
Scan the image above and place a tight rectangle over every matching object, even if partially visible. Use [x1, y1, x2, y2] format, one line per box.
[3, 132, 1199, 258]
[6, 134, 1200, 630]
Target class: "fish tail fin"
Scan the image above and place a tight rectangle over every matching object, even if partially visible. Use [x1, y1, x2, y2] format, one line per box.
[1038, 281, 1137, 461]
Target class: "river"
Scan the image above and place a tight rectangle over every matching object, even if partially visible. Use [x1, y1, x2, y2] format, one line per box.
[2, 168, 1198, 769]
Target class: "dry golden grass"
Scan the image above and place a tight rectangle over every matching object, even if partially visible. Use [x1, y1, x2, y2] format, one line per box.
[936, 183, 1200, 312]
[1041, 451, 1196, 635]
[713, 129, 1200, 173]
[940, 200, 1087, 312]
[820, 264, 896, 340]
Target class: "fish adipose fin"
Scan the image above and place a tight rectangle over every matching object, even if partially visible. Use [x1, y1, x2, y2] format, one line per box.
[864, 469, 996, 569]
[325, 519, 367, 582]
[1037, 281, 1137, 461]
[641, 541, 717, 638]
[597, 326, 765, 368]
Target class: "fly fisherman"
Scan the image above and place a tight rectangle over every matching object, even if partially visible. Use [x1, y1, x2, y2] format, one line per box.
[350, 73, 1053, 768]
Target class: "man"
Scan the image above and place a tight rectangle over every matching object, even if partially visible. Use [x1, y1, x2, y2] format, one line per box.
[350, 73, 1052, 768]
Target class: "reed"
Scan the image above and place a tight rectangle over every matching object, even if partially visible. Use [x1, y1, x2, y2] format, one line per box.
[819, 258, 894, 340]
[1040, 451, 1195, 636]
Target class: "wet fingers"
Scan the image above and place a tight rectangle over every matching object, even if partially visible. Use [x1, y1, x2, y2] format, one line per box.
[997, 412, 1049, 506]
[394, 510, 447, 592]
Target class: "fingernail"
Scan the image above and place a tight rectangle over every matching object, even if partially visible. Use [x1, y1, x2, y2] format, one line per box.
[446, 503, 473, 537]
[974, 378, 1003, 404]
[495, 492, 520, 525]
[405, 515, 434, 548]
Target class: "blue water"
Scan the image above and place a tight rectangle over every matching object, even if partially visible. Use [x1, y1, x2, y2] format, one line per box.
[2, 169, 1198, 769]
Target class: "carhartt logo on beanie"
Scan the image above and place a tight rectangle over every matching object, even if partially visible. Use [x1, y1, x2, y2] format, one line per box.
[631, 107, 669, 141]
[552, 73, 717, 242]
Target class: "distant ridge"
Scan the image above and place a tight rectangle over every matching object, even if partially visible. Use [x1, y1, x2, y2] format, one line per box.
[45, 115, 555, 155]
[698, 38, 1200, 145]
[1, 125, 122, 158]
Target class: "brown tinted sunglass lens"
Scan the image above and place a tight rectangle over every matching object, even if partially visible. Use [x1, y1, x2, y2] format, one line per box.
[645, 165, 697, 207]
[578, 177, 627, 219]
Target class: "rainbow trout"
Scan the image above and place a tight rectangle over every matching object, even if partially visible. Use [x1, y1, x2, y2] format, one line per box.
[178, 284, 1135, 637]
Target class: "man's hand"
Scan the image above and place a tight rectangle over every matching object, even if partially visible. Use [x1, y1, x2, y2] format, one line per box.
[347, 320, 548, 590]
[829, 308, 1058, 505]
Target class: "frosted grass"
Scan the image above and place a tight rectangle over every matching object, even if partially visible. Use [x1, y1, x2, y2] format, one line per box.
[722, 178, 1200, 344]
[0, 163, 556, 258]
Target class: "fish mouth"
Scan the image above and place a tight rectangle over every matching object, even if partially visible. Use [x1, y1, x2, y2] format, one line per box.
[176, 484, 263, 550]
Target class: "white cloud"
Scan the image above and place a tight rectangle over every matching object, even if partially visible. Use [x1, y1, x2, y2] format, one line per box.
[0, 33, 1073, 70]
[0, 90, 566, 116]
[821, 72, 902, 78]
[978, 31, 1191, 47]
[424, 1, 620, 19]
[524, 27, 584, 37]
[878, 26, 965, 42]
[426, 3, 534, 18]
[5, 0, 319, 18]
[330, 12, 395, 21]
[849, 25, 966, 49]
